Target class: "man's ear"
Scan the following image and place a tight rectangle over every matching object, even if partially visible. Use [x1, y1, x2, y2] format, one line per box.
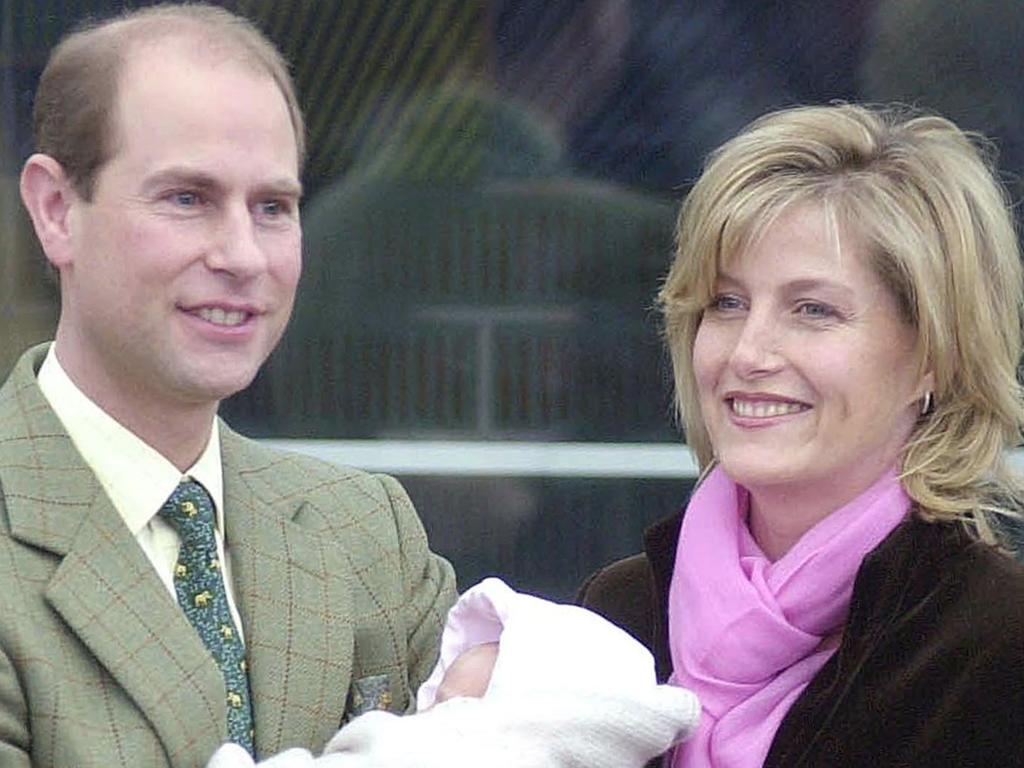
[19, 153, 80, 270]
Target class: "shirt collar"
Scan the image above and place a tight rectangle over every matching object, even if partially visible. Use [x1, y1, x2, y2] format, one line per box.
[37, 344, 225, 535]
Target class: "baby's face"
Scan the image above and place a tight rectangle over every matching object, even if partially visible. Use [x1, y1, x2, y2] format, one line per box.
[434, 642, 500, 704]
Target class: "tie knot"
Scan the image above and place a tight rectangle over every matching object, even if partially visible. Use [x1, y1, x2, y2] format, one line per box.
[160, 479, 216, 546]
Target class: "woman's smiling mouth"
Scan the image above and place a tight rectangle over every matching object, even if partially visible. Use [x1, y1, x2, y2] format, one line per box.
[729, 397, 809, 418]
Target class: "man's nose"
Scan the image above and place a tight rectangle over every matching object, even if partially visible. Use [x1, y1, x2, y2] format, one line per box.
[728, 311, 783, 377]
[206, 203, 266, 278]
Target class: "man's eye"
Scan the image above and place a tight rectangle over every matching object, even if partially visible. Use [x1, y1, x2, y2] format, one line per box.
[172, 191, 200, 207]
[258, 199, 291, 217]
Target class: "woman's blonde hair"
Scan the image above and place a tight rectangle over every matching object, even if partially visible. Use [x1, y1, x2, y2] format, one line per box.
[660, 103, 1024, 544]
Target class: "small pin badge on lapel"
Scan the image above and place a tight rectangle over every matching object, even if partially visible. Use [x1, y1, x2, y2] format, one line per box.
[346, 674, 393, 719]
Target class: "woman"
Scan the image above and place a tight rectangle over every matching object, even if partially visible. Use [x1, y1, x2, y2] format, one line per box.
[580, 103, 1024, 767]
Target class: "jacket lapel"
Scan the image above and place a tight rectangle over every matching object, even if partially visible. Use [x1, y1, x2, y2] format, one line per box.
[44, 494, 229, 765]
[0, 346, 228, 766]
[221, 428, 354, 758]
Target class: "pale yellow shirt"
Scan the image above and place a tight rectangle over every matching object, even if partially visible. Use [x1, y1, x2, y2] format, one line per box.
[37, 345, 245, 641]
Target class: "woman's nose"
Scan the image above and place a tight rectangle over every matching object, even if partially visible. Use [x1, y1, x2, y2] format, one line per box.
[728, 312, 783, 377]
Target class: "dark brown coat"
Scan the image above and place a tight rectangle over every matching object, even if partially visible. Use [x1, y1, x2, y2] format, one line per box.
[579, 513, 1024, 767]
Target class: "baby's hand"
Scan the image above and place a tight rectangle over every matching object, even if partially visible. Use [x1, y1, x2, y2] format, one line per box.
[434, 641, 499, 704]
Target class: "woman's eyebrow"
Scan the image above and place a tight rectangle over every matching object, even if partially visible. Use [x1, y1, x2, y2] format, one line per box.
[713, 272, 857, 303]
[783, 277, 855, 299]
[712, 270, 743, 288]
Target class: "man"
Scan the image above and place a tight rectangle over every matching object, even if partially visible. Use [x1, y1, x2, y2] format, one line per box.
[0, 5, 455, 767]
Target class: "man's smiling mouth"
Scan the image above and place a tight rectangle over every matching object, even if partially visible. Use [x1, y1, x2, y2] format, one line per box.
[194, 307, 251, 327]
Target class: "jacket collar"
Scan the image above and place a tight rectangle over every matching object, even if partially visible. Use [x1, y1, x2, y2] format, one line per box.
[0, 345, 354, 762]
[1, 345, 230, 764]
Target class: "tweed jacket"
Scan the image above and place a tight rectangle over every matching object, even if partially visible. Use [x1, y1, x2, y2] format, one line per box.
[580, 509, 1024, 766]
[0, 345, 457, 768]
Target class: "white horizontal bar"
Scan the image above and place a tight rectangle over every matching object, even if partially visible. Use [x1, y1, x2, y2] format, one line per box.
[261, 439, 1024, 480]
[261, 439, 701, 477]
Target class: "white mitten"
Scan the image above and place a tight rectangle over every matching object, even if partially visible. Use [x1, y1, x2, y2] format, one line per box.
[205, 743, 317, 768]
[320, 682, 699, 768]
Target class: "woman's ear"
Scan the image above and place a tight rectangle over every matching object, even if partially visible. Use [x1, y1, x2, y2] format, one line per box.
[19, 153, 80, 270]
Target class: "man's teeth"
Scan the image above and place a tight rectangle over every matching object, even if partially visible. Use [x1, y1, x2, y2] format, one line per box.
[731, 399, 805, 418]
[196, 307, 248, 326]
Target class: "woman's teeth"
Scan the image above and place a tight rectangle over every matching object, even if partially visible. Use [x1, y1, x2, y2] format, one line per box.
[731, 399, 805, 418]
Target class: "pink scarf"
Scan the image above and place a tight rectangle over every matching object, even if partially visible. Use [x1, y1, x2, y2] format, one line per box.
[668, 466, 910, 768]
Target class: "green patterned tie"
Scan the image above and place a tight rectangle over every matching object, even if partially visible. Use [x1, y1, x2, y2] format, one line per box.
[160, 479, 255, 756]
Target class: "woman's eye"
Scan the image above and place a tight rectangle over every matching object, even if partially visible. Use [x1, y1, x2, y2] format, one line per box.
[709, 294, 745, 312]
[796, 302, 835, 319]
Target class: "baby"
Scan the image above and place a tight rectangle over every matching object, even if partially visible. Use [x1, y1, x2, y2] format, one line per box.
[208, 578, 699, 768]
[417, 577, 685, 705]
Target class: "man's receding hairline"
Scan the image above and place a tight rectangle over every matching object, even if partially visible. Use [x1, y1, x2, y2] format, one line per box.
[117, 16, 281, 80]
[101, 24, 296, 166]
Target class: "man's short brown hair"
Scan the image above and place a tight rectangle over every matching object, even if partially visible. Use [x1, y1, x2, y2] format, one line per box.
[33, 2, 306, 199]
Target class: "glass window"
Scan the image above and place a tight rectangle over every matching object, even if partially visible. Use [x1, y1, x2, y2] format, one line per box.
[4, 0, 1022, 595]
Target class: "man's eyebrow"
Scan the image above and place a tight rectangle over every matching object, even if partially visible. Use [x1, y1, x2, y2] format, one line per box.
[143, 168, 303, 199]
[144, 167, 222, 190]
[257, 177, 304, 199]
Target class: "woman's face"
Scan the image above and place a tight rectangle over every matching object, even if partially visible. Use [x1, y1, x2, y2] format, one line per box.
[692, 203, 932, 506]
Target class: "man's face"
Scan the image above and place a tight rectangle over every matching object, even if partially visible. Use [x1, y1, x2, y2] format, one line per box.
[57, 39, 302, 417]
